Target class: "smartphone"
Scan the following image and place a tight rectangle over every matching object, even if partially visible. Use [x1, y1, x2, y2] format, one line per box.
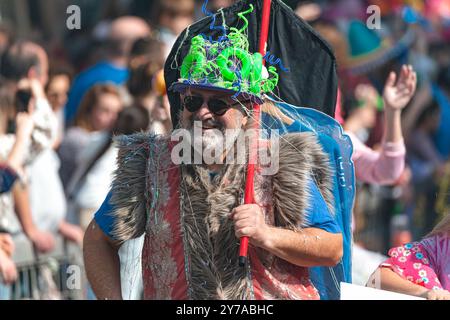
[15, 89, 32, 113]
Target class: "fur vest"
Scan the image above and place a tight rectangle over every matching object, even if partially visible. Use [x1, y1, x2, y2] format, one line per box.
[109, 132, 335, 299]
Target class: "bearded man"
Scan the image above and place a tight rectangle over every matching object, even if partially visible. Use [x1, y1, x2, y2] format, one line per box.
[83, 3, 350, 300]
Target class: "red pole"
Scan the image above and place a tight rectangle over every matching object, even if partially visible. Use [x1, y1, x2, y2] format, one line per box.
[239, 0, 272, 267]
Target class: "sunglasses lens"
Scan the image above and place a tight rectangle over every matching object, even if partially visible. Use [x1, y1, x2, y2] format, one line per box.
[208, 99, 229, 116]
[183, 96, 203, 113]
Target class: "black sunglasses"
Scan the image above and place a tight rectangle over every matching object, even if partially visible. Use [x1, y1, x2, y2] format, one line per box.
[183, 95, 251, 116]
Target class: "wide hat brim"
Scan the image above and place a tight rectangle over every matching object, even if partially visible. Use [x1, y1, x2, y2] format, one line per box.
[345, 28, 415, 75]
[169, 81, 264, 105]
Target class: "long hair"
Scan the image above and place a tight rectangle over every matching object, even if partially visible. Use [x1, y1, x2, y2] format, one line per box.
[427, 213, 450, 238]
[74, 84, 121, 132]
[68, 105, 150, 201]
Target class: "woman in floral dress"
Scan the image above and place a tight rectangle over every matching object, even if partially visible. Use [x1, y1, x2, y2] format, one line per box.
[368, 214, 450, 300]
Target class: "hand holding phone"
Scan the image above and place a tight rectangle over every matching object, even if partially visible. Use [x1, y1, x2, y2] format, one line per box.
[15, 89, 32, 113]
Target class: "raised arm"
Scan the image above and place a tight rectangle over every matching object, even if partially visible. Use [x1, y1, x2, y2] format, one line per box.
[349, 65, 417, 185]
[383, 64, 417, 144]
[6, 113, 34, 177]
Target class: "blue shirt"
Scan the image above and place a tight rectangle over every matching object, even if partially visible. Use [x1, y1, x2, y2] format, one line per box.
[304, 179, 341, 233]
[94, 191, 115, 237]
[0, 165, 18, 194]
[432, 84, 450, 159]
[64, 61, 129, 125]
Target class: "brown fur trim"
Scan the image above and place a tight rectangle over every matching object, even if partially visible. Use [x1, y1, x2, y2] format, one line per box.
[272, 132, 335, 230]
[109, 133, 157, 242]
[180, 163, 251, 300]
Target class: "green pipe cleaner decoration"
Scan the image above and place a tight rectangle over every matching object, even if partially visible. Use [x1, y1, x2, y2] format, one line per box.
[177, 4, 279, 99]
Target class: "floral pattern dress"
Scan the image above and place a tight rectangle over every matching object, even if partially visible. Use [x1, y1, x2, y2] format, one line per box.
[380, 233, 450, 291]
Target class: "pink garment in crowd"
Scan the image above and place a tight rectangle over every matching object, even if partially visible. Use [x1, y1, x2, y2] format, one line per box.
[346, 131, 406, 185]
[345, 131, 406, 233]
[380, 233, 450, 291]
[333, 87, 406, 185]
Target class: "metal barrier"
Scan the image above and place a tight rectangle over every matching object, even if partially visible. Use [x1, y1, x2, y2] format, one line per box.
[10, 234, 86, 300]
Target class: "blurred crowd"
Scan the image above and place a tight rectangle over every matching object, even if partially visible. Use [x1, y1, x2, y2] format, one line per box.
[0, 0, 449, 299]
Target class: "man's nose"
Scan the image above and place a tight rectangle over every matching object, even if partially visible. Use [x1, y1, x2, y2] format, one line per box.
[195, 102, 211, 120]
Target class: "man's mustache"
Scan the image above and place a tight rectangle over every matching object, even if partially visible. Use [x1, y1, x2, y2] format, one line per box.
[190, 117, 223, 130]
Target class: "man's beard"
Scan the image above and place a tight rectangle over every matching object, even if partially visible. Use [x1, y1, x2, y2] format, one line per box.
[187, 117, 242, 164]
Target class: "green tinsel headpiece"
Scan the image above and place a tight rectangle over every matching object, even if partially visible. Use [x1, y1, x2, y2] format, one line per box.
[169, 5, 279, 103]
